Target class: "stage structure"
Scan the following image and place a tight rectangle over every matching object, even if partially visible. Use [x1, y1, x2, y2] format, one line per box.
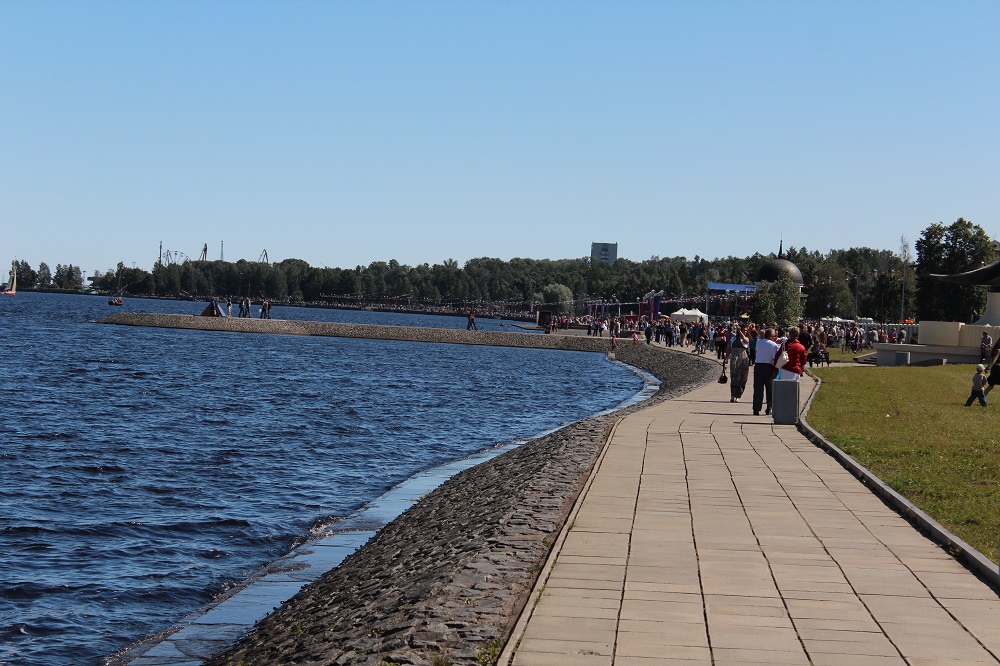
[873, 253, 1000, 366]
[928, 257, 1000, 326]
[706, 282, 756, 318]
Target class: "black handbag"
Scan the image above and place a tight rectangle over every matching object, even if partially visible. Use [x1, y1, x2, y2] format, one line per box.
[718, 364, 728, 384]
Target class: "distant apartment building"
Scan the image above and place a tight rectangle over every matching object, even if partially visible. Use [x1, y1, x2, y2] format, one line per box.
[591, 242, 618, 265]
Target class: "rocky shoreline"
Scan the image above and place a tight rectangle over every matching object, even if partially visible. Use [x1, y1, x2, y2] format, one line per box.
[101, 314, 718, 665]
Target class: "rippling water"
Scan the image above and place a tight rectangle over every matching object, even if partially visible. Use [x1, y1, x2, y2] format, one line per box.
[0, 293, 644, 665]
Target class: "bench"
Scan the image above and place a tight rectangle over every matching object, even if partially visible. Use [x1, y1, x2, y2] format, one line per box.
[809, 349, 831, 367]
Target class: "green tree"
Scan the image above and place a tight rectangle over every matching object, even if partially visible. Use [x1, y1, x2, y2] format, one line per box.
[36, 262, 51, 288]
[915, 218, 994, 322]
[751, 273, 802, 326]
[15, 260, 37, 289]
[541, 283, 573, 314]
[53, 263, 83, 289]
[802, 262, 852, 320]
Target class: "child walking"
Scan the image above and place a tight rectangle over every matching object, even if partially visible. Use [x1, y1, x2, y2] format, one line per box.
[965, 364, 989, 407]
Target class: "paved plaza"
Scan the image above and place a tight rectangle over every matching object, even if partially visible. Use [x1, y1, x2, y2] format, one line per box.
[502, 373, 1000, 665]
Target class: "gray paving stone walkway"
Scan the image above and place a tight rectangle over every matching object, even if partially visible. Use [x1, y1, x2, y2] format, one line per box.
[501, 374, 1000, 665]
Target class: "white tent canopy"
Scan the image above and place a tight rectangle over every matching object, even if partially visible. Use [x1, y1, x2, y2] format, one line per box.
[670, 308, 708, 323]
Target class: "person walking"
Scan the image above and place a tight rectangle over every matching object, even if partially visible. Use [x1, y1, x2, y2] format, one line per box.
[714, 326, 728, 359]
[966, 364, 989, 407]
[777, 327, 808, 381]
[728, 324, 750, 403]
[986, 338, 1000, 397]
[752, 328, 780, 416]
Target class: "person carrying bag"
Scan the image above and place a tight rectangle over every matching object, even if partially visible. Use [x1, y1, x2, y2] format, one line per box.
[773, 341, 789, 379]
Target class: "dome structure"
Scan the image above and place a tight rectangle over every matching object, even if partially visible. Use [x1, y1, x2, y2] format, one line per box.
[755, 242, 804, 285]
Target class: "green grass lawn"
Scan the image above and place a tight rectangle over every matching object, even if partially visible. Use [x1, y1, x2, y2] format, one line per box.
[822, 344, 876, 364]
[808, 364, 1000, 563]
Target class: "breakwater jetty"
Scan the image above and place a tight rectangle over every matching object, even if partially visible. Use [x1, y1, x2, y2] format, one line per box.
[101, 312, 718, 665]
[102, 312, 607, 353]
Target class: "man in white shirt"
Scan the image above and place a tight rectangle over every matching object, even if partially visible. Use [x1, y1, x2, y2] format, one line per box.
[752, 328, 780, 416]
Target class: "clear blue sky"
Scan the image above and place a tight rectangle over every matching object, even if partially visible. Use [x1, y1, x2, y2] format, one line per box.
[2, 0, 998, 275]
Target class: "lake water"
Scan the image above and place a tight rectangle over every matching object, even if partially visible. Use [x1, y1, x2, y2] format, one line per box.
[0, 292, 645, 665]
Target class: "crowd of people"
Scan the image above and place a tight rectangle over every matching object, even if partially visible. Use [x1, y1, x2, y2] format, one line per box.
[577, 314, 912, 417]
[574, 313, 994, 415]
[829, 323, 913, 352]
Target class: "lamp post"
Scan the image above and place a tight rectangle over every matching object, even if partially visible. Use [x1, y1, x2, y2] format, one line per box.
[900, 261, 906, 323]
[846, 273, 859, 320]
[872, 269, 885, 324]
[846, 270, 877, 322]
[855, 277, 859, 321]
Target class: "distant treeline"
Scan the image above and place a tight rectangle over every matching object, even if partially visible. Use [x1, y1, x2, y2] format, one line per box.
[10, 218, 994, 322]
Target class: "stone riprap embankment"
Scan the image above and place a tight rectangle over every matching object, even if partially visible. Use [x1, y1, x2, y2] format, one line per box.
[102, 312, 611, 353]
[103, 313, 718, 665]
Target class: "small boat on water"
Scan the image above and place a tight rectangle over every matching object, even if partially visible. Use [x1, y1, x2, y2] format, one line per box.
[108, 267, 124, 305]
[2, 260, 15, 296]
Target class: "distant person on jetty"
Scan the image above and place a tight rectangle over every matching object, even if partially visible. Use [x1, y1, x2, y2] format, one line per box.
[467, 312, 477, 330]
[966, 364, 989, 407]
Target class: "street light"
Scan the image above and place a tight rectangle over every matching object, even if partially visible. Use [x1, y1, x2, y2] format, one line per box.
[900, 261, 906, 323]
[846, 272, 860, 320]
[871, 270, 881, 323]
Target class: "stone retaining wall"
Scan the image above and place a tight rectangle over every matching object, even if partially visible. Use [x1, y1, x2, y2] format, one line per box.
[102, 313, 718, 665]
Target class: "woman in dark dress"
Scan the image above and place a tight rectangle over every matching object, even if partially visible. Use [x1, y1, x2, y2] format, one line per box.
[728, 324, 751, 402]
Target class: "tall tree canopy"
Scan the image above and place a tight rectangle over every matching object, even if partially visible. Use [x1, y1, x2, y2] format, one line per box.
[915, 218, 994, 322]
[14, 221, 986, 323]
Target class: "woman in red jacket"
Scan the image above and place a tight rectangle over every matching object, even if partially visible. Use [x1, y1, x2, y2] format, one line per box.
[779, 326, 809, 380]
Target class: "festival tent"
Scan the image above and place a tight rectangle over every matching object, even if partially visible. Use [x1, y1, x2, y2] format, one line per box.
[670, 308, 708, 323]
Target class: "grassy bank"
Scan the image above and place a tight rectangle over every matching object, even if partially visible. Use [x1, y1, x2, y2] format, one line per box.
[808, 364, 1000, 564]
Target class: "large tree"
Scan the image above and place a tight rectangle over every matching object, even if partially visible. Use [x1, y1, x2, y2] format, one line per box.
[36, 262, 51, 288]
[540, 283, 573, 314]
[15, 260, 37, 289]
[915, 218, 994, 322]
[750, 272, 802, 327]
[52, 263, 83, 289]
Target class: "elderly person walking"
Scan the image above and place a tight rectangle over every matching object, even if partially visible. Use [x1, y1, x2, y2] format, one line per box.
[752, 328, 780, 416]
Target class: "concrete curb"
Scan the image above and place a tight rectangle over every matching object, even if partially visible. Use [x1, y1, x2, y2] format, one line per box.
[799, 370, 1000, 591]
